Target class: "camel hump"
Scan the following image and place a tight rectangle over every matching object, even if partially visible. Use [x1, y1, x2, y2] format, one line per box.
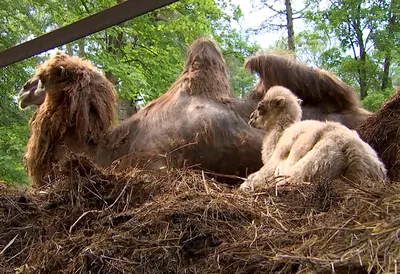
[245, 52, 360, 112]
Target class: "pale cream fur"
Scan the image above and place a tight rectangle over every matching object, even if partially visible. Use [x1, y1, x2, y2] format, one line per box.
[240, 86, 387, 191]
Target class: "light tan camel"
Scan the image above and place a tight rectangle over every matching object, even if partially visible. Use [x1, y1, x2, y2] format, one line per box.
[240, 86, 387, 191]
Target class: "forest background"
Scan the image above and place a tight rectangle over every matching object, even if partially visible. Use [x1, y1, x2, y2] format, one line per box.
[0, 0, 398, 185]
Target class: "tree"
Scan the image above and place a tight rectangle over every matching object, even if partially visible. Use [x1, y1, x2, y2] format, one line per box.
[304, 0, 399, 100]
[250, 0, 307, 52]
[269, 0, 399, 110]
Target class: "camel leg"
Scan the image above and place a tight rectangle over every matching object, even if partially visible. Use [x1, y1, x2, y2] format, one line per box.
[239, 165, 274, 191]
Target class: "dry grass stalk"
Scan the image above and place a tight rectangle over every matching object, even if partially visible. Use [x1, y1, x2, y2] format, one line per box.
[0, 154, 398, 273]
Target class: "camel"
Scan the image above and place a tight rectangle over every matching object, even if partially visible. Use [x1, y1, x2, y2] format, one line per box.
[19, 41, 265, 187]
[240, 86, 387, 191]
[244, 52, 372, 129]
[18, 38, 369, 187]
[22, 52, 118, 187]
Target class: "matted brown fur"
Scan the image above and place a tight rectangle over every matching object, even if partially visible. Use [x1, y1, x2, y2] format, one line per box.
[134, 37, 235, 114]
[20, 38, 264, 186]
[24, 51, 118, 187]
[357, 86, 400, 181]
[96, 37, 265, 181]
[245, 52, 370, 129]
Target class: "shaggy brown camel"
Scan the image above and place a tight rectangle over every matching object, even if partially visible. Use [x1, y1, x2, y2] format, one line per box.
[22, 52, 118, 187]
[19, 42, 265, 187]
[240, 86, 387, 191]
[18, 38, 368, 187]
[244, 52, 372, 129]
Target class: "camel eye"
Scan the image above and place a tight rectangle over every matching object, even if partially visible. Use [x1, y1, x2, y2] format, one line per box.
[57, 66, 69, 78]
[257, 103, 267, 115]
[39, 76, 47, 85]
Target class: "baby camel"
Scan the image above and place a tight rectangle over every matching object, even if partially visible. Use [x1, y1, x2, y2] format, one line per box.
[240, 86, 387, 191]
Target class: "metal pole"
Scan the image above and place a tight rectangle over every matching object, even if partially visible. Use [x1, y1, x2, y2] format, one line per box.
[0, 0, 178, 67]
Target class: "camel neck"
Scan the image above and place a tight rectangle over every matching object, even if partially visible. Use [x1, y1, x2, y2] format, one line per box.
[262, 117, 296, 158]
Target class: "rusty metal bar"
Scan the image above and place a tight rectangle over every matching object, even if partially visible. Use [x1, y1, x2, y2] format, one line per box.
[0, 0, 178, 67]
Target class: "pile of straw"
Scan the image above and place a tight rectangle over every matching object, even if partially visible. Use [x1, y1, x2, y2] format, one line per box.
[358, 86, 400, 181]
[0, 154, 399, 273]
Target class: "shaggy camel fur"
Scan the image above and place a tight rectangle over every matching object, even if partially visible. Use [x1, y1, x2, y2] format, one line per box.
[357, 86, 400, 181]
[19, 38, 372, 187]
[240, 86, 387, 191]
[244, 52, 371, 129]
[22, 51, 118, 187]
[20, 43, 369, 128]
[19, 41, 264, 187]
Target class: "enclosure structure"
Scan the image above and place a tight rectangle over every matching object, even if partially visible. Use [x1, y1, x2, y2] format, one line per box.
[0, 0, 178, 67]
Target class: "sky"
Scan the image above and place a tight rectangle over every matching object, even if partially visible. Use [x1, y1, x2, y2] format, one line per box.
[229, 0, 307, 49]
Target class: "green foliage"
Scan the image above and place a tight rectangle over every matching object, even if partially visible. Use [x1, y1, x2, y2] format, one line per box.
[0, 124, 30, 185]
[362, 88, 395, 111]
[0, 1, 45, 186]
[271, 0, 399, 102]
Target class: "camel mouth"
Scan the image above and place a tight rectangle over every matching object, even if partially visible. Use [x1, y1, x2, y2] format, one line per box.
[18, 94, 30, 109]
[248, 110, 259, 127]
[248, 118, 255, 126]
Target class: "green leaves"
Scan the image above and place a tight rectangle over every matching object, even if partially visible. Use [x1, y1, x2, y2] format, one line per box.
[0, 124, 30, 185]
[276, 0, 399, 103]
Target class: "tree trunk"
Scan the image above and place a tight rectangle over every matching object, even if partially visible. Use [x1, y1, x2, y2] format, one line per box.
[118, 99, 138, 120]
[285, 0, 295, 52]
[381, 13, 396, 90]
[358, 51, 368, 99]
[351, 9, 368, 100]
[103, 0, 139, 120]
[78, 38, 85, 57]
[66, 43, 73, 55]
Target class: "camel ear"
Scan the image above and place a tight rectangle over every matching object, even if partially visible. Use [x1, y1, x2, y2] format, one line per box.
[271, 96, 285, 108]
[57, 66, 69, 79]
[297, 98, 303, 106]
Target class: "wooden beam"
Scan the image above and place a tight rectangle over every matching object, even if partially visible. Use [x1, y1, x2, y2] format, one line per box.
[0, 0, 178, 67]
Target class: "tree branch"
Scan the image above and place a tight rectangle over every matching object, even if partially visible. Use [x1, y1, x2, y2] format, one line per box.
[292, 15, 303, 20]
[135, 44, 158, 57]
[79, 0, 90, 14]
[262, 2, 285, 14]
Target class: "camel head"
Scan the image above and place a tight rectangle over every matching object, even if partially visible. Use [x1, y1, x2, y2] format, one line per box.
[34, 51, 95, 98]
[18, 76, 46, 109]
[18, 51, 75, 109]
[249, 85, 302, 129]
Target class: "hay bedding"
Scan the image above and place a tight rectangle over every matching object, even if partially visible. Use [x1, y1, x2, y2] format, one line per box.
[358, 87, 400, 181]
[0, 155, 399, 274]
